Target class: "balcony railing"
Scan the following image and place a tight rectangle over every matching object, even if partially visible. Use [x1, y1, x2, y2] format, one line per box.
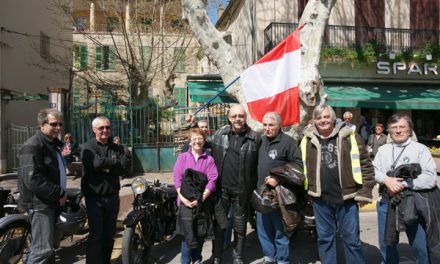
[264, 22, 440, 55]
[73, 23, 192, 34]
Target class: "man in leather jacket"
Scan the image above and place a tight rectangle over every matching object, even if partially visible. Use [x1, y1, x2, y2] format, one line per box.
[18, 108, 67, 263]
[81, 116, 129, 264]
[199, 104, 260, 264]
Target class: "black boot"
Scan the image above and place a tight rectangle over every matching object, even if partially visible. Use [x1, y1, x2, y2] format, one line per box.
[232, 234, 245, 264]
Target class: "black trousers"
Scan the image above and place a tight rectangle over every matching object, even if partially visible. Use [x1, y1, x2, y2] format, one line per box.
[213, 188, 248, 259]
[85, 194, 119, 264]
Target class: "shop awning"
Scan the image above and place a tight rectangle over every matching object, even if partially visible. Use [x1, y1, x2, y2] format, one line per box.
[325, 85, 440, 110]
[188, 81, 236, 104]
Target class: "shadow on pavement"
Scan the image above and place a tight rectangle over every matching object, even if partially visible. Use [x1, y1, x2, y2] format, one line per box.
[54, 236, 87, 263]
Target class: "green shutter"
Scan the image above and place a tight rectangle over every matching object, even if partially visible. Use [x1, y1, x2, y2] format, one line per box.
[73, 86, 81, 106]
[79, 44, 88, 70]
[109, 46, 116, 70]
[96, 45, 102, 70]
[73, 44, 80, 69]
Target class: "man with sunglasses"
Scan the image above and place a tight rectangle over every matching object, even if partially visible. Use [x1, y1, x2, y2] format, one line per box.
[190, 104, 260, 264]
[18, 108, 67, 263]
[81, 116, 129, 264]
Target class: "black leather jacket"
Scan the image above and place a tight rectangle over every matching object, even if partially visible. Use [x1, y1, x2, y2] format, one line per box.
[81, 138, 129, 197]
[207, 125, 260, 206]
[18, 130, 66, 210]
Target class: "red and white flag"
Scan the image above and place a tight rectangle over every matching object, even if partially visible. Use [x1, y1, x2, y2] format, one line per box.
[241, 26, 302, 127]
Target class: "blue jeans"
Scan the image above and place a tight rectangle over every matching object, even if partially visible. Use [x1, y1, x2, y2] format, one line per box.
[181, 240, 203, 264]
[26, 209, 56, 264]
[312, 198, 365, 264]
[377, 201, 429, 264]
[256, 211, 290, 264]
[85, 195, 119, 264]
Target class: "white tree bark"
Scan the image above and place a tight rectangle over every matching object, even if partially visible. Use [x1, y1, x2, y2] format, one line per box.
[182, 0, 337, 136]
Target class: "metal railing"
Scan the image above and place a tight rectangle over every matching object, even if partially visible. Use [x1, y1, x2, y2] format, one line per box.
[73, 23, 192, 34]
[65, 99, 231, 147]
[264, 22, 440, 54]
[6, 122, 38, 171]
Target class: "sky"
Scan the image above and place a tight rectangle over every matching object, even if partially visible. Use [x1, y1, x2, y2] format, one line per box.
[207, 0, 229, 24]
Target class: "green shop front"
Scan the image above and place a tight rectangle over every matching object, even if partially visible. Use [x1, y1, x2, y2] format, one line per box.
[321, 62, 440, 145]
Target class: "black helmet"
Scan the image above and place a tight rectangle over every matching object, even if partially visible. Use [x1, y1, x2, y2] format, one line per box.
[251, 185, 279, 214]
[56, 205, 86, 235]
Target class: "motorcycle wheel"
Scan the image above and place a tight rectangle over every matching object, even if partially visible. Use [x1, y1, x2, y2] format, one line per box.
[0, 219, 31, 264]
[122, 221, 151, 264]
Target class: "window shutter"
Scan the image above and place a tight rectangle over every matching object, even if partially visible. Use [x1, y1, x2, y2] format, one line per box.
[109, 46, 116, 70]
[96, 45, 102, 70]
[80, 44, 88, 70]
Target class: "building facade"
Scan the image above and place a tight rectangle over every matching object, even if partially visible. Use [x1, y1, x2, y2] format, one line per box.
[0, 0, 71, 172]
[217, 0, 440, 143]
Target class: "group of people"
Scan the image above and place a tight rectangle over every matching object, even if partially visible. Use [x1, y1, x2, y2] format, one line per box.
[18, 108, 130, 264]
[174, 104, 439, 264]
[16, 103, 439, 264]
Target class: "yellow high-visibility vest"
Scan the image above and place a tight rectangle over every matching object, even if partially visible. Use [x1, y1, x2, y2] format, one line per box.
[300, 132, 363, 190]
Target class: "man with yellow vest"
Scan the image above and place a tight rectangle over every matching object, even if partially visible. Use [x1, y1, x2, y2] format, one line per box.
[300, 105, 375, 264]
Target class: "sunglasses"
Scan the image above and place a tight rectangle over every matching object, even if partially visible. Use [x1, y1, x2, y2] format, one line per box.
[229, 114, 245, 119]
[96, 126, 111, 131]
[48, 122, 63, 127]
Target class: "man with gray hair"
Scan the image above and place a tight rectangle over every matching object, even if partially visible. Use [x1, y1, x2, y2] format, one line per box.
[18, 108, 67, 263]
[81, 116, 129, 264]
[374, 113, 438, 263]
[343, 111, 356, 132]
[256, 112, 302, 264]
[301, 105, 374, 263]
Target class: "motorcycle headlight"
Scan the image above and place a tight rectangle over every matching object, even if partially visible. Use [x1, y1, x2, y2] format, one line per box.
[131, 177, 147, 194]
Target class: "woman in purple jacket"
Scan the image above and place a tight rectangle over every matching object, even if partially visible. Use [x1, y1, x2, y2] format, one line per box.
[173, 128, 218, 264]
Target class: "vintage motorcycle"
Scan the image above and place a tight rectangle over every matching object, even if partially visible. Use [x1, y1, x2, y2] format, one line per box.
[0, 188, 87, 264]
[122, 177, 178, 264]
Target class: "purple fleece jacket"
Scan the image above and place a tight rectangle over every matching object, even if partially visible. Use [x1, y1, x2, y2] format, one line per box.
[173, 150, 218, 204]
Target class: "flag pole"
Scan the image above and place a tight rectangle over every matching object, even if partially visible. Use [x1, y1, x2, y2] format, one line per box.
[193, 75, 241, 116]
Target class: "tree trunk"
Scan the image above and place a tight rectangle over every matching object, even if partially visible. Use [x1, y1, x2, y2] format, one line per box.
[182, 0, 337, 137]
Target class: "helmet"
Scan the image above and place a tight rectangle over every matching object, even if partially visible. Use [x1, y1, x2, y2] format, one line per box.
[251, 185, 279, 214]
[56, 205, 86, 235]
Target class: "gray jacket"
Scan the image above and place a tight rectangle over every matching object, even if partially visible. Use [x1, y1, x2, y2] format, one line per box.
[373, 138, 437, 190]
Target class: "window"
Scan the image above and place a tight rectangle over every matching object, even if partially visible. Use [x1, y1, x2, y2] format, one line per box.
[73, 17, 87, 31]
[139, 17, 152, 32]
[173, 87, 187, 108]
[96, 45, 116, 71]
[140, 46, 152, 66]
[171, 19, 183, 30]
[73, 43, 88, 70]
[106, 17, 119, 32]
[40, 31, 50, 61]
[173, 47, 186, 72]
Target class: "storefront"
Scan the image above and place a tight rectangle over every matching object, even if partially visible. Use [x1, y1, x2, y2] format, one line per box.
[321, 61, 440, 146]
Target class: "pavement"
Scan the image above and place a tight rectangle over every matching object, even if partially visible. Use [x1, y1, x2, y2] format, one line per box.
[4, 172, 440, 264]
